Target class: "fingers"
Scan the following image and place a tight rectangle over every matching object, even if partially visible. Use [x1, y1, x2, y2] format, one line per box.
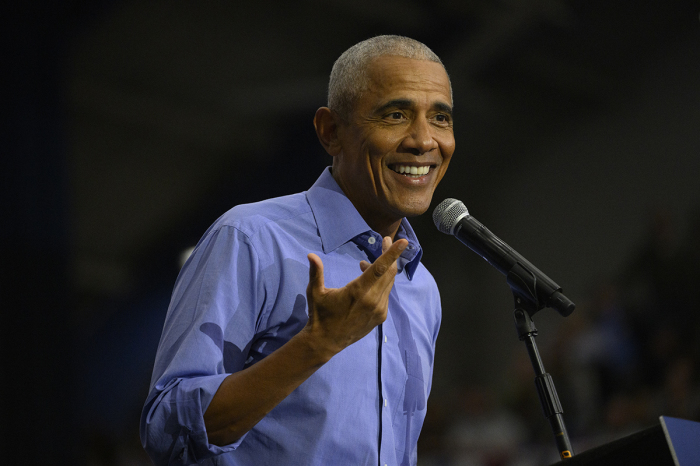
[307, 253, 325, 294]
[378, 237, 408, 269]
[358, 237, 394, 274]
[360, 237, 408, 285]
[382, 236, 391, 254]
[359, 260, 371, 272]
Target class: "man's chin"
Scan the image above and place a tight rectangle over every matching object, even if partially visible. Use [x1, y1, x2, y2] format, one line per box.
[391, 199, 433, 219]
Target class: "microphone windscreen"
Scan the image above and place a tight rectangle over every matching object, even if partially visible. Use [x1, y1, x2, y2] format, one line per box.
[433, 198, 469, 235]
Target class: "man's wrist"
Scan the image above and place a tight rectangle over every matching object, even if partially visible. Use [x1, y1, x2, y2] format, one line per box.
[294, 327, 338, 366]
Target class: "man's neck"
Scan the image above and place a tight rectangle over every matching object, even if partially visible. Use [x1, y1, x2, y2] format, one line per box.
[373, 220, 402, 241]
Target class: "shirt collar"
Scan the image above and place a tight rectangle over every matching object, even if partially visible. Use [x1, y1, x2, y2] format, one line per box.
[306, 167, 423, 280]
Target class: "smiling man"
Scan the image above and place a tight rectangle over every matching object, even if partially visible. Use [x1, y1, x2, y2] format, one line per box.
[141, 35, 454, 466]
[316, 54, 454, 239]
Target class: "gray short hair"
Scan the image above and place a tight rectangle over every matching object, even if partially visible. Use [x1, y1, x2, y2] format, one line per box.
[328, 35, 450, 120]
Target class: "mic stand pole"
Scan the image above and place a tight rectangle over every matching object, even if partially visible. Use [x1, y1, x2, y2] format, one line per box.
[512, 290, 574, 460]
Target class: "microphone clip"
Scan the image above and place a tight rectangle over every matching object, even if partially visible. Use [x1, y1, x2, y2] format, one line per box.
[506, 262, 542, 317]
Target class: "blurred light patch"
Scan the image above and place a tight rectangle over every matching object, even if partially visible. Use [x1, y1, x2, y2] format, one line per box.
[179, 246, 195, 268]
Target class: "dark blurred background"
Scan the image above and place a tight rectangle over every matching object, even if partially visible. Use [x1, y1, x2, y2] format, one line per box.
[3, 1, 700, 465]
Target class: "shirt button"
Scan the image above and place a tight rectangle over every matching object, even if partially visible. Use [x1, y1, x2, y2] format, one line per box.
[384, 335, 387, 343]
[384, 398, 387, 407]
[367, 236, 376, 245]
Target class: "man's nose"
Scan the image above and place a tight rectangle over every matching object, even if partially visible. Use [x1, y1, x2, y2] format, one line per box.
[403, 118, 438, 155]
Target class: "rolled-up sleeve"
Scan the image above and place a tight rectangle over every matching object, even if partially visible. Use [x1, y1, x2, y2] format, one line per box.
[140, 225, 268, 465]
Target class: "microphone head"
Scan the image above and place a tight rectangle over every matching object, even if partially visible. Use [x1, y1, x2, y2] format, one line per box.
[433, 198, 469, 235]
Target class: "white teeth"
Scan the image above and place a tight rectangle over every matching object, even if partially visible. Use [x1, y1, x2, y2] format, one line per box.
[392, 165, 429, 176]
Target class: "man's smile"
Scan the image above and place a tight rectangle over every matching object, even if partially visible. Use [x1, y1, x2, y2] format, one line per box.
[388, 163, 434, 177]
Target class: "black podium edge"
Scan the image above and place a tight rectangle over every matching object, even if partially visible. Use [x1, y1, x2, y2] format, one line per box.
[548, 421, 674, 465]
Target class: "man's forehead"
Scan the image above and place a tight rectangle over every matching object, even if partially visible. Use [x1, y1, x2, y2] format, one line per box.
[365, 56, 452, 101]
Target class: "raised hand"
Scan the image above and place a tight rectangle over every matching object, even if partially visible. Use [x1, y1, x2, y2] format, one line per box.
[205, 236, 408, 446]
[303, 236, 408, 358]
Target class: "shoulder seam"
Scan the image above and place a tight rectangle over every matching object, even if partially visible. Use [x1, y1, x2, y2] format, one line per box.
[218, 198, 312, 238]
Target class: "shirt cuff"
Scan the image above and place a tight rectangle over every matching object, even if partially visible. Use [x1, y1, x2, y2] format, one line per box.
[144, 373, 250, 464]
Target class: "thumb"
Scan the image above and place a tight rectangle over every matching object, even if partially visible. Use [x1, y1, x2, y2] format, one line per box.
[307, 253, 325, 293]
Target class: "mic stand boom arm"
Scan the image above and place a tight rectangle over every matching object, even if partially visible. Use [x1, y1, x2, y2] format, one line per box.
[508, 265, 574, 460]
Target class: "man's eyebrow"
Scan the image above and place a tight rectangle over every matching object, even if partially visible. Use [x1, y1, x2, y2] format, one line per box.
[433, 101, 453, 116]
[374, 99, 414, 114]
[374, 99, 453, 116]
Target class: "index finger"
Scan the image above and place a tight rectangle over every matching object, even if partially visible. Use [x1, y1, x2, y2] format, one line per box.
[358, 238, 408, 285]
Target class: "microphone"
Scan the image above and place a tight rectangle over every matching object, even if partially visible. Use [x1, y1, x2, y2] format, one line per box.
[433, 198, 575, 317]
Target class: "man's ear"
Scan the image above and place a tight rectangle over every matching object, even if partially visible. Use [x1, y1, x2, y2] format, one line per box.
[313, 107, 342, 156]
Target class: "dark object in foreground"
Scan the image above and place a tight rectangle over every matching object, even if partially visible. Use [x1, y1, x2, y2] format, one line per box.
[550, 416, 700, 466]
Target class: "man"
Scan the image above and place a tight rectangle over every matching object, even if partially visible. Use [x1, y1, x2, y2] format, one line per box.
[141, 35, 455, 465]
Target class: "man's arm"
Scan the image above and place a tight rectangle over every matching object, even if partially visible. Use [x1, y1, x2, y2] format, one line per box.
[203, 236, 408, 446]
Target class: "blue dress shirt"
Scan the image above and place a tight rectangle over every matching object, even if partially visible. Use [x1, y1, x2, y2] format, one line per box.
[141, 168, 442, 465]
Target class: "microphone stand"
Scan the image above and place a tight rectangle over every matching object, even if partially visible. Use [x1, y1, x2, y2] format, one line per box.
[507, 266, 574, 460]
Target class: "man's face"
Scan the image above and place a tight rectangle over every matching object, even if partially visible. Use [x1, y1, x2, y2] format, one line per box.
[332, 55, 455, 235]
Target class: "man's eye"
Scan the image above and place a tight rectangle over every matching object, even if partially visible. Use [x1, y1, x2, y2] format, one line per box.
[388, 112, 403, 119]
[435, 114, 448, 122]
